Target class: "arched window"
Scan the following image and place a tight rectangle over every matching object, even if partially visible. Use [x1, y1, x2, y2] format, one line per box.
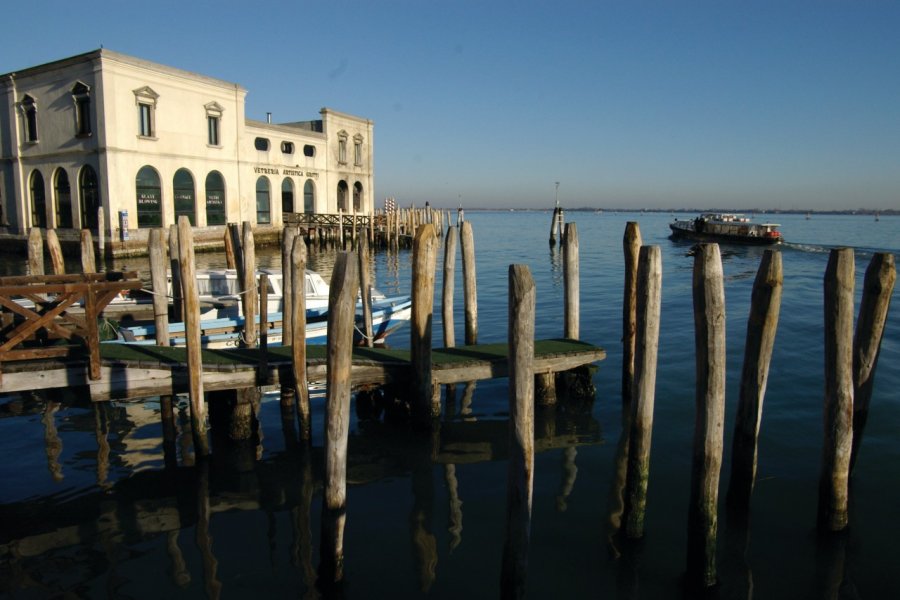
[337, 180, 349, 212]
[30, 170, 47, 228]
[136, 166, 162, 228]
[353, 181, 363, 212]
[54, 169, 73, 228]
[282, 178, 294, 214]
[205, 171, 226, 225]
[173, 168, 195, 225]
[256, 177, 271, 224]
[303, 179, 315, 213]
[79, 165, 100, 230]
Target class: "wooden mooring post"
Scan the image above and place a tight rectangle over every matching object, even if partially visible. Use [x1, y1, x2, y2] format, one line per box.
[412, 224, 438, 425]
[169, 224, 183, 322]
[291, 236, 311, 441]
[500, 264, 536, 599]
[80, 230, 96, 274]
[27, 228, 43, 276]
[148, 228, 170, 348]
[442, 225, 457, 348]
[461, 221, 478, 345]
[850, 252, 896, 471]
[358, 236, 374, 347]
[319, 252, 358, 585]
[728, 249, 782, 509]
[625, 245, 662, 538]
[687, 243, 726, 589]
[240, 222, 258, 348]
[281, 226, 298, 345]
[177, 216, 209, 457]
[622, 222, 642, 402]
[818, 247, 854, 532]
[563, 222, 579, 339]
[46, 230, 64, 275]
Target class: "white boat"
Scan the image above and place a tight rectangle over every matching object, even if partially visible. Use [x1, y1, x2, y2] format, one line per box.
[112, 295, 412, 348]
[669, 213, 783, 245]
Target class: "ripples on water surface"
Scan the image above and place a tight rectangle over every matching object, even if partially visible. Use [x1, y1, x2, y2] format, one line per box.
[1, 211, 898, 598]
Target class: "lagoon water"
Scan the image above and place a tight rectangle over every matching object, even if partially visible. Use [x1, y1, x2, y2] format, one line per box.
[1, 211, 898, 598]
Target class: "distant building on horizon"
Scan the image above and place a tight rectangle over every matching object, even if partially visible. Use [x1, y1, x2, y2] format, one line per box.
[0, 49, 374, 243]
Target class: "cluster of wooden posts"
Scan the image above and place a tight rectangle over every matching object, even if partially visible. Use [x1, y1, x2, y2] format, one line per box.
[613, 222, 896, 589]
[287, 204, 456, 251]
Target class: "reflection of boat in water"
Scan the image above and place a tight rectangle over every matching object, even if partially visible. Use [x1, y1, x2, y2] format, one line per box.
[669, 213, 782, 245]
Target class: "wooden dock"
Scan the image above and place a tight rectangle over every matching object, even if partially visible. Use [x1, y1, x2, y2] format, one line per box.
[0, 338, 605, 401]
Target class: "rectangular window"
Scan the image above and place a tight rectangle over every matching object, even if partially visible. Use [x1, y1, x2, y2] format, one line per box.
[208, 115, 220, 146]
[338, 139, 347, 164]
[76, 98, 91, 135]
[354, 142, 362, 166]
[139, 103, 153, 137]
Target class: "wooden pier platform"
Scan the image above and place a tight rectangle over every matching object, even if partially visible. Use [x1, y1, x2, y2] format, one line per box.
[0, 339, 605, 401]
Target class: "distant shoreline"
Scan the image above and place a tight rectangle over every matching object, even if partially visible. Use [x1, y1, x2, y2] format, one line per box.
[452, 207, 897, 216]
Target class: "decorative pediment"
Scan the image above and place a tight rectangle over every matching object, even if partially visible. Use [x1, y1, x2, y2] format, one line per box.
[204, 101, 224, 116]
[133, 86, 159, 105]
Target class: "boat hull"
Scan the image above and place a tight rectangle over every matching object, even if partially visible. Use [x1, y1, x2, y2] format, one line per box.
[668, 223, 782, 245]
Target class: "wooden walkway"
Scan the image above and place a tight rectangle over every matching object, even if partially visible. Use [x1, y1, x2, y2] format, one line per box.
[0, 339, 605, 401]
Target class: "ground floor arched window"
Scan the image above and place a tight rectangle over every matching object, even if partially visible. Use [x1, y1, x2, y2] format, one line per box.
[205, 171, 226, 225]
[79, 165, 100, 230]
[353, 181, 363, 212]
[256, 176, 271, 224]
[303, 179, 315, 213]
[136, 166, 162, 228]
[337, 180, 349, 212]
[173, 168, 195, 225]
[30, 170, 47, 228]
[282, 178, 294, 214]
[54, 168, 72, 228]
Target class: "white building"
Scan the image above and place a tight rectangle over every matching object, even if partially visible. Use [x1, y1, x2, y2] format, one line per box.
[0, 49, 374, 245]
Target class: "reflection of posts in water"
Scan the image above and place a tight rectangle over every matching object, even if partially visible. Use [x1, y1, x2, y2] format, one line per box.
[851, 252, 896, 472]
[501, 265, 535, 599]
[556, 446, 577, 512]
[42, 400, 63, 482]
[444, 464, 463, 552]
[460, 381, 477, 421]
[167, 530, 191, 587]
[819, 248, 854, 533]
[160, 395, 178, 470]
[195, 460, 222, 600]
[720, 508, 753, 600]
[728, 250, 782, 510]
[624, 246, 661, 539]
[319, 252, 358, 584]
[177, 405, 195, 467]
[93, 402, 110, 488]
[280, 386, 298, 450]
[443, 384, 457, 420]
[813, 531, 849, 600]
[292, 447, 318, 597]
[622, 222, 642, 402]
[605, 401, 632, 557]
[411, 460, 438, 592]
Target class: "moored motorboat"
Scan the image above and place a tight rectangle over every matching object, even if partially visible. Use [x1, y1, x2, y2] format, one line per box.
[110, 295, 412, 348]
[669, 213, 782, 245]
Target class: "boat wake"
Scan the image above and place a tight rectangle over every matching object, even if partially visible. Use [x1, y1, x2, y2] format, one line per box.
[781, 241, 896, 260]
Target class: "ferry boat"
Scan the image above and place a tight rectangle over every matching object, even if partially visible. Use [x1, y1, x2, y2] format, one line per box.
[669, 213, 782, 245]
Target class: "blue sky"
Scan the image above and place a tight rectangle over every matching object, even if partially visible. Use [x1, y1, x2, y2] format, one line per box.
[3, 1, 899, 210]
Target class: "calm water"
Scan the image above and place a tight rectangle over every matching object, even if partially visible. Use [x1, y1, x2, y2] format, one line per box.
[1, 212, 898, 598]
